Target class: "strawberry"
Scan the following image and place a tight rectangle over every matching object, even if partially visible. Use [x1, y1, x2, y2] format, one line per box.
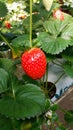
[53, 9, 64, 21]
[21, 48, 47, 79]
[4, 21, 12, 29]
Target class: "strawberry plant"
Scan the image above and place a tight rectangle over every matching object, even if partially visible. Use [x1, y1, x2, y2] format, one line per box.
[0, 0, 73, 130]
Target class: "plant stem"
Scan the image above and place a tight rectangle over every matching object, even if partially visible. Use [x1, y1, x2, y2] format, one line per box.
[0, 33, 13, 50]
[48, 72, 65, 94]
[11, 119, 17, 130]
[58, 105, 73, 117]
[12, 85, 15, 99]
[11, 76, 15, 99]
[30, 0, 33, 48]
[52, 61, 62, 67]
[54, 72, 65, 84]
[21, 124, 24, 130]
[45, 64, 49, 89]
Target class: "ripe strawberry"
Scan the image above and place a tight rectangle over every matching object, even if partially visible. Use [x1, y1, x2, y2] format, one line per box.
[21, 48, 47, 79]
[4, 21, 12, 29]
[53, 9, 64, 21]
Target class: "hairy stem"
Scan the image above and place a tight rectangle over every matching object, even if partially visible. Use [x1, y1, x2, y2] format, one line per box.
[30, 0, 33, 48]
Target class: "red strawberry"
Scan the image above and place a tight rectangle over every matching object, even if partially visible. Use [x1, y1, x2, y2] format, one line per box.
[53, 9, 64, 21]
[21, 48, 47, 79]
[5, 21, 12, 29]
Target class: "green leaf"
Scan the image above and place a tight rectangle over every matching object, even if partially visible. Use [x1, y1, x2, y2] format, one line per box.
[0, 1, 8, 17]
[62, 47, 73, 62]
[69, 37, 73, 46]
[61, 23, 73, 39]
[51, 3, 61, 11]
[45, 99, 50, 111]
[44, 13, 73, 38]
[0, 115, 14, 130]
[60, 13, 73, 31]
[0, 68, 9, 93]
[39, 14, 73, 54]
[43, 19, 62, 36]
[0, 58, 15, 73]
[64, 110, 73, 125]
[51, 112, 58, 122]
[12, 35, 30, 51]
[9, 74, 23, 93]
[46, 53, 56, 62]
[37, 32, 70, 54]
[56, 126, 68, 130]
[50, 104, 59, 111]
[0, 84, 45, 119]
[23, 74, 40, 86]
[63, 64, 73, 78]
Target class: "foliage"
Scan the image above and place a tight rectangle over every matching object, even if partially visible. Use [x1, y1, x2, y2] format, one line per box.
[36, 13, 73, 54]
[0, 58, 46, 119]
[0, 1, 8, 17]
[64, 110, 73, 125]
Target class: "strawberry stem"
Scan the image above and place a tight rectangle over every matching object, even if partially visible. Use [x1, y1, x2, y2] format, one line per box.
[30, 0, 33, 48]
[0, 33, 13, 50]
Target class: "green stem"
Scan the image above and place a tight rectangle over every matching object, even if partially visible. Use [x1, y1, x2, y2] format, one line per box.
[45, 64, 49, 89]
[11, 119, 17, 130]
[58, 105, 73, 117]
[52, 99, 73, 117]
[30, 0, 33, 48]
[11, 77, 15, 99]
[51, 123, 55, 130]
[0, 33, 13, 50]
[21, 124, 24, 130]
[48, 72, 65, 94]
[52, 61, 62, 68]
[12, 86, 15, 99]
[54, 72, 65, 84]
